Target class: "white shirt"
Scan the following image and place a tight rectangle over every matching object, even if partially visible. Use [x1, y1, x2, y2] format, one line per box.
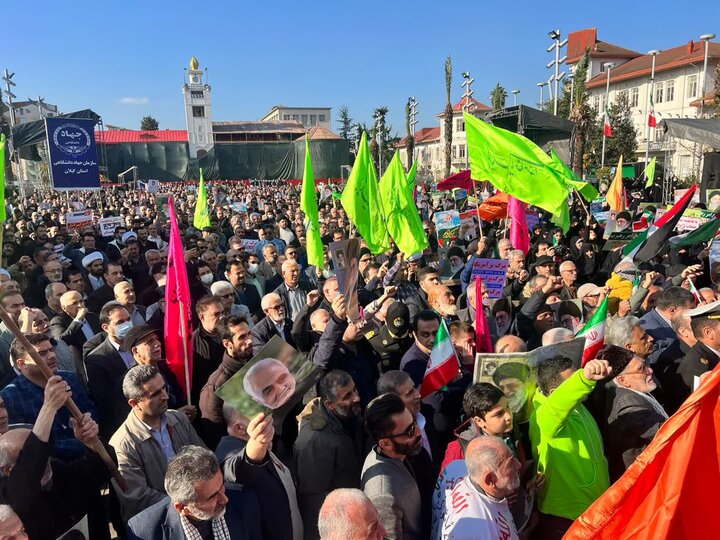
[441, 477, 518, 540]
[416, 412, 432, 460]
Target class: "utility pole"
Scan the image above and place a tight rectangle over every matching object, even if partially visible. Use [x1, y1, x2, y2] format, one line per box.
[547, 29, 568, 115]
[600, 63, 614, 169]
[461, 71, 474, 171]
[408, 96, 418, 162]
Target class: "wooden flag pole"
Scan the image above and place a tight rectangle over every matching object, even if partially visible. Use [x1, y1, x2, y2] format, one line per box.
[0, 305, 126, 492]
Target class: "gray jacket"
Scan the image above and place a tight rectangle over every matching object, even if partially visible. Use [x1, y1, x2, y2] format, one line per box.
[361, 446, 422, 540]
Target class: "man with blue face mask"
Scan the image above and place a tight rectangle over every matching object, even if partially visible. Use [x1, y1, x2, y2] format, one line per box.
[85, 301, 135, 440]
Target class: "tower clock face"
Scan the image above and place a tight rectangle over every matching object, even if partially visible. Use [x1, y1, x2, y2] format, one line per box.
[191, 75, 199, 83]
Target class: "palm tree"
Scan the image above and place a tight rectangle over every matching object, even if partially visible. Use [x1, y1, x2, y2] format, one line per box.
[490, 83, 508, 110]
[443, 55, 453, 177]
[405, 99, 415, 171]
[372, 107, 389, 174]
[569, 48, 592, 176]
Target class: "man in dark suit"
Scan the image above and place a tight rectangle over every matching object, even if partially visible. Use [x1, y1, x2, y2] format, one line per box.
[50, 290, 102, 350]
[405, 266, 440, 322]
[84, 301, 135, 439]
[597, 345, 669, 482]
[639, 286, 695, 364]
[87, 262, 127, 313]
[251, 292, 296, 355]
[225, 260, 262, 322]
[274, 259, 314, 322]
[191, 296, 227, 406]
[128, 445, 261, 540]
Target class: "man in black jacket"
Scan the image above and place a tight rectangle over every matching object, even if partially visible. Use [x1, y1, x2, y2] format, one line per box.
[191, 295, 227, 407]
[251, 292, 296, 354]
[50, 290, 102, 350]
[0, 374, 110, 540]
[87, 262, 126, 313]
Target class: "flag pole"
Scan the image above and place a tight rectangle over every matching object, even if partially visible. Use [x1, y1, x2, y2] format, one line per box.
[0, 305, 127, 491]
[178, 299, 192, 407]
[572, 188, 592, 220]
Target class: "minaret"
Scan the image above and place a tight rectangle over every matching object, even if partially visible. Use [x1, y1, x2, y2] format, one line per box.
[182, 56, 214, 158]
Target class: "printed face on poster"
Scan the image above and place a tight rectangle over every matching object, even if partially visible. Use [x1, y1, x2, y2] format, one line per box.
[707, 190, 720, 212]
[215, 335, 320, 424]
[45, 117, 101, 191]
[459, 210, 478, 241]
[330, 238, 361, 322]
[433, 210, 461, 247]
[66, 210, 94, 230]
[470, 258, 509, 299]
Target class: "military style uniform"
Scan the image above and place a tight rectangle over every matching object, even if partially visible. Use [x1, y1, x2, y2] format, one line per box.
[365, 302, 412, 373]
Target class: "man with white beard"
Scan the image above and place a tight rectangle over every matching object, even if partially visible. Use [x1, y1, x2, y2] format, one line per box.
[427, 284, 459, 324]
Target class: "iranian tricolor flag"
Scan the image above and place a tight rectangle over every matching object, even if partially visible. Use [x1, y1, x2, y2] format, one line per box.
[604, 106, 613, 137]
[419, 320, 461, 399]
[576, 296, 609, 367]
[648, 95, 657, 128]
[689, 279, 702, 304]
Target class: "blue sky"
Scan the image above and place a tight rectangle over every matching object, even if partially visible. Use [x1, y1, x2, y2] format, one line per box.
[6, 0, 719, 135]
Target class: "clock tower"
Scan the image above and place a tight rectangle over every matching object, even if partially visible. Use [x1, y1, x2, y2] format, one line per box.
[183, 56, 214, 158]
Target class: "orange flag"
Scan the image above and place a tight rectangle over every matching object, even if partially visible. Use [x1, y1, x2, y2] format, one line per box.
[565, 366, 720, 539]
[606, 155, 624, 212]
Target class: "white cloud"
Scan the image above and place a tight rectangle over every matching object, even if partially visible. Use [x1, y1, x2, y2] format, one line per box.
[117, 96, 150, 105]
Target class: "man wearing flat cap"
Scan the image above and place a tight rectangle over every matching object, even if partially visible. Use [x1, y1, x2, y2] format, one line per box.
[596, 345, 668, 481]
[668, 300, 720, 411]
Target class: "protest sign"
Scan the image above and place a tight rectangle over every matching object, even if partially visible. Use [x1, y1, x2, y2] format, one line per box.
[433, 210, 461, 247]
[525, 211, 540, 231]
[674, 188, 700, 204]
[45, 117, 101, 191]
[330, 239, 361, 323]
[240, 239, 259, 253]
[470, 258, 509, 298]
[593, 211, 611, 224]
[216, 336, 320, 426]
[155, 195, 170, 218]
[66, 210, 94, 230]
[99, 216, 123, 237]
[710, 240, 720, 283]
[459, 210, 478, 241]
[656, 207, 715, 232]
[590, 197, 606, 215]
[707, 189, 720, 212]
[454, 188, 469, 212]
[602, 230, 639, 251]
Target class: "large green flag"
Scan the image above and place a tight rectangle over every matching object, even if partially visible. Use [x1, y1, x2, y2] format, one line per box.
[193, 168, 211, 229]
[550, 149, 599, 201]
[644, 157, 657, 189]
[0, 134, 6, 223]
[301, 136, 324, 268]
[341, 132, 390, 253]
[406, 159, 418, 198]
[464, 112, 571, 231]
[379, 151, 428, 257]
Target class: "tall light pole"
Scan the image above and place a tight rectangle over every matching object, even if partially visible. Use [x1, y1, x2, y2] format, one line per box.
[547, 29, 568, 115]
[699, 33, 716, 118]
[643, 50, 661, 175]
[538, 82, 547, 108]
[600, 63, 615, 168]
[408, 96, 419, 162]
[568, 66, 575, 119]
[512, 89, 520, 106]
[461, 72, 475, 170]
[2, 69, 17, 128]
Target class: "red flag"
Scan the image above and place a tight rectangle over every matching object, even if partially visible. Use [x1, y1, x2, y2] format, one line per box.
[648, 94, 657, 128]
[164, 197, 194, 403]
[565, 366, 720, 539]
[437, 170, 473, 191]
[508, 196, 529, 255]
[474, 278, 493, 354]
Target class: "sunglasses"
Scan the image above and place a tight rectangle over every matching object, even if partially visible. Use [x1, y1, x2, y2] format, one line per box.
[386, 421, 416, 439]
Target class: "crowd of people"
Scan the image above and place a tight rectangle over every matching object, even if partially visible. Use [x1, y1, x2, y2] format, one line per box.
[0, 178, 716, 540]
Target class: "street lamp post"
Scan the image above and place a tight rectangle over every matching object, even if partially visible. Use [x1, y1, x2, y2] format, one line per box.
[408, 96, 418, 162]
[600, 63, 614, 168]
[644, 50, 661, 175]
[568, 66, 575, 119]
[512, 90, 520, 106]
[699, 34, 716, 118]
[538, 82, 547, 108]
[547, 29, 568, 115]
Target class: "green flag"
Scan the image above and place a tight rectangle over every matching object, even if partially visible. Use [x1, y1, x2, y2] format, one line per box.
[341, 132, 390, 253]
[0, 134, 6, 223]
[193, 168, 211, 229]
[406, 159, 418, 198]
[464, 113, 570, 231]
[669, 218, 720, 248]
[644, 157, 657, 189]
[379, 151, 428, 257]
[550, 149, 599, 201]
[301, 136, 324, 268]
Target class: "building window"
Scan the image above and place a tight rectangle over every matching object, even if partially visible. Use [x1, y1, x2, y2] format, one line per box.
[630, 87, 639, 108]
[459, 145, 466, 158]
[655, 83, 664, 104]
[319, 114, 326, 122]
[655, 127, 664, 140]
[301, 114, 308, 125]
[283, 114, 289, 120]
[191, 91, 204, 99]
[192, 106, 204, 118]
[666, 79, 675, 102]
[292, 114, 299, 120]
[456, 119, 465, 132]
[592, 95, 600, 111]
[310, 115, 317, 124]
[452, 146, 457, 159]
[687, 74, 698, 98]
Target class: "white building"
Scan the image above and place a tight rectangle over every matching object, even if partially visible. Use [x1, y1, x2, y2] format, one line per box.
[397, 97, 491, 181]
[260, 106, 332, 131]
[3, 99, 59, 125]
[182, 56, 214, 158]
[571, 28, 720, 179]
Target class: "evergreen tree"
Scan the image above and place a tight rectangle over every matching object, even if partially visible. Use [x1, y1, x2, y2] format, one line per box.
[337, 106, 353, 139]
[587, 92, 638, 170]
[140, 116, 159, 130]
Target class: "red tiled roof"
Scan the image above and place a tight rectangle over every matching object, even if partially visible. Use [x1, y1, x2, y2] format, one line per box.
[690, 89, 718, 108]
[396, 126, 441, 148]
[95, 130, 188, 144]
[305, 125, 343, 140]
[452, 97, 491, 112]
[586, 40, 720, 89]
[567, 28, 641, 64]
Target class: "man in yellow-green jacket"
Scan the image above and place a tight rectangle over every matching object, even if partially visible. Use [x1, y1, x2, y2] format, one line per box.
[529, 356, 612, 540]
